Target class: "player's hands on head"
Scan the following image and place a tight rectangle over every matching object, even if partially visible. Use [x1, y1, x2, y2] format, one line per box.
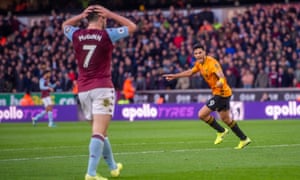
[91, 5, 112, 18]
[81, 6, 94, 18]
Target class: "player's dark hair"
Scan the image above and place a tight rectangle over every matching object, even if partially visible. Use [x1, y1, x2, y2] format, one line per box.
[43, 70, 50, 76]
[87, 0, 100, 22]
[193, 44, 206, 51]
[87, 12, 99, 22]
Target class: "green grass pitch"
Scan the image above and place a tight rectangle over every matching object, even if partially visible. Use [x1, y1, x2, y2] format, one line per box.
[0, 120, 300, 180]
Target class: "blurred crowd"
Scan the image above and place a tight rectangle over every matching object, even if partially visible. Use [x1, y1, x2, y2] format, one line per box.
[0, 3, 300, 93]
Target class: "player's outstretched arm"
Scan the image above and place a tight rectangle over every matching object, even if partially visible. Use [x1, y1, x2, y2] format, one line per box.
[62, 6, 93, 30]
[163, 69, 194, 81]
[93, 5, 137, 34]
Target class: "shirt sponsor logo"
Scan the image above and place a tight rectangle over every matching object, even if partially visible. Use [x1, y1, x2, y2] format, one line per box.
[122, 104, 157, 121]
[121, 104, 195, 121]
[265, 101, 300, 120]
[0, 106, 23, 122]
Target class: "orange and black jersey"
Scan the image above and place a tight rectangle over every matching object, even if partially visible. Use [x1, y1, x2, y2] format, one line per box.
[191, 56, 232, 97]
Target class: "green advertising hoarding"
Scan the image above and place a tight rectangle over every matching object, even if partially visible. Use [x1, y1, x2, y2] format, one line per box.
[0, 93, 76, 106]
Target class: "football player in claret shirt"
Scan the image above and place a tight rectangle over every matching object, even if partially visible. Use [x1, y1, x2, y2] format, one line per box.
[32, 70, 57, 127]
[62, 2, 137, 180]
[163, 44, 251, 149]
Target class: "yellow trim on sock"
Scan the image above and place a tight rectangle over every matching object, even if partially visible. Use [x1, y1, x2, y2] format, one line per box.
[229, 120, 236, 128]
[207, 116, 214, 124]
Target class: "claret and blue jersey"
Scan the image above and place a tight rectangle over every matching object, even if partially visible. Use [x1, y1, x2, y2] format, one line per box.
[63, 25, 129, 92]
[39, 78, 56, 98]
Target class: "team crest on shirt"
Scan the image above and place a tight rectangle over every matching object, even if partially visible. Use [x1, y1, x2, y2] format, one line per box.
[103, 98, 110, 107]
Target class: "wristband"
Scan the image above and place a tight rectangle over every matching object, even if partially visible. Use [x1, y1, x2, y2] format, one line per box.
[219, 78, 225, 84]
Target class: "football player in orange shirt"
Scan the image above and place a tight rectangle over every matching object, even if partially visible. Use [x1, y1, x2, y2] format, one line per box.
[163, 44, 251, 149]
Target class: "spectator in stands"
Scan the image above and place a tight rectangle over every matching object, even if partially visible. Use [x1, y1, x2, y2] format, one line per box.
[175, 67, 190, 89]
[156, 94, 165, 104]
[294, 63, 300, 87]
[72, 80, 79, 104]
[213, 18, 222, 30]
[31, 76, 40, 92]
[4, 67, 14, 92]
[268, 61, 278, 87]
[122, 74, 135, 103]
[190, 73, 202, 89]
[178, 48, 188, 67]
[114, 65, 126, 90]
[198, 20, 213, 35]
[241, 68, 254, 88]
[286, 67, 295, 87]
[0, 73, 5, 92]
[176, 76, 190, 89]
[227, 61, 240, 88]
[225, 69, 237, 88]
[260, 92, 271, 102]
[145, 71, 156, 90]
[20, 90, 34, 106]
[0, 15, 12, 38]
[173, 31, 184, 49]
[1, 3, 300, 94]
[254, 68, 269, 88]
[16, 73, 25, 92]
[135, 72, 146, 90]
[123, 56, 136, 76]
[67, 69, 76, 82]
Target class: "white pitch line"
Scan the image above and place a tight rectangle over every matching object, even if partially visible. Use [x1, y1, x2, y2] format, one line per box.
[0, 145, 84, 152]
[0, 155, 87, 162]
[0, 141, 210, 152]
[0, 144, 300, 162]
